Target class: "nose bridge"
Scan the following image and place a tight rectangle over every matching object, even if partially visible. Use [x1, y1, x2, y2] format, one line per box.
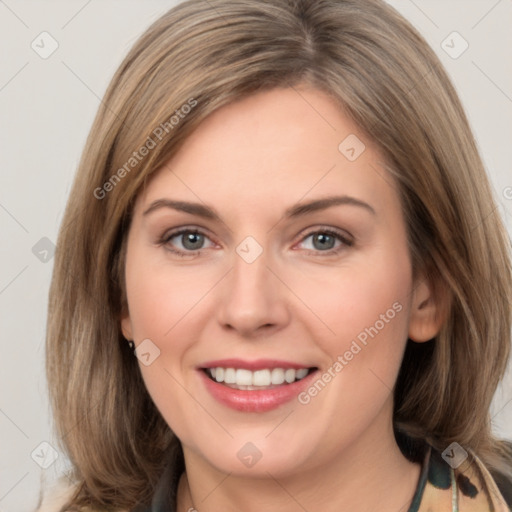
[230, 237, 274, 307]
[233, 243, 269, 292]
[215, 235, 289, 334]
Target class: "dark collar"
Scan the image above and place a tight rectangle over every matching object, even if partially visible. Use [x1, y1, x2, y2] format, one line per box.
[134, 432, 512, 512]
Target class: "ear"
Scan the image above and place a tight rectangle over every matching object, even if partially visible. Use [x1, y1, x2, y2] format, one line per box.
[121, 312, 133, 341]
[408, 272, 449, 343]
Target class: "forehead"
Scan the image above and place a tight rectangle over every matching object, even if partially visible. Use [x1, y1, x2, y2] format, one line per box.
[137, 87, 398, 218]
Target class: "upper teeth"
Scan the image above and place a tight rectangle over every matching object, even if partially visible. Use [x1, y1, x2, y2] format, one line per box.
[209, 367, 309, 387]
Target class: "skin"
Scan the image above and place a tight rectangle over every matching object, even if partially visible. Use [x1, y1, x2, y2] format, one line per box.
[121, 86, 444, 512]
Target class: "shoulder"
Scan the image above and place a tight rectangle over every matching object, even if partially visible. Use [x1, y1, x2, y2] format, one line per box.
[35, 477, 77, 512]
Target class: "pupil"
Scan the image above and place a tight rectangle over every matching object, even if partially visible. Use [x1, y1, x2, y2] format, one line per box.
[183, 232, 203, 250]
[180, 233, 335, 251]
[313, 233, 334, 250]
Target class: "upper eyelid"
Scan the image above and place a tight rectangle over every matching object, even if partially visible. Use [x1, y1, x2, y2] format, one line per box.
[161, 225, 352, 250]
[297, 228, 353, 249]
[162, 226, 216, 242]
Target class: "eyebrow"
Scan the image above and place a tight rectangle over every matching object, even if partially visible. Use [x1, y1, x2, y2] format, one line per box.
[142, 195, 376, 221]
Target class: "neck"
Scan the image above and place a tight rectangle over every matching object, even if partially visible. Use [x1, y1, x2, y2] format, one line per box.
[177, 402, 421, 512]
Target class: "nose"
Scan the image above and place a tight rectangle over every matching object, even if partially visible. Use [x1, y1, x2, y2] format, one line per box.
[215, 245, 290, 338]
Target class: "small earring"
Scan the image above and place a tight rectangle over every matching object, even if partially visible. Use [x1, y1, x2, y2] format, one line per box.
[128, 340, 135, 352]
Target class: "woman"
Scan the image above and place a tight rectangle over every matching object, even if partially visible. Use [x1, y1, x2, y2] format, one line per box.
[41, 0, 512, 510]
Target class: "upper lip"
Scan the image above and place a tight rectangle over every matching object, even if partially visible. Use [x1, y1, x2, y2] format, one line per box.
[199, 358, 315, 371]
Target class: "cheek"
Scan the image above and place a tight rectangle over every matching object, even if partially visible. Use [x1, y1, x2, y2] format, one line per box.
[124, 251, 212, 342]
[287, 249, 412, 431]
[289, 251, 412, 361]
[123, 251, 209, 438]
[290, 255, 412, 442]
[123, 248, 219, 409]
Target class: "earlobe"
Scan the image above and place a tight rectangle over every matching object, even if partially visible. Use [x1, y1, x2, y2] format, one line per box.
[121, 314, 133, 341]
[408, 274, 449, 343]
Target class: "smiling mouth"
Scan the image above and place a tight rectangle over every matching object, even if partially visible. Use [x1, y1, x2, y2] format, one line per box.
[202, 367, 317, 390]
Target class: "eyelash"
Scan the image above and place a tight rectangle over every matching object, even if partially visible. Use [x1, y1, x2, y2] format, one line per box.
[158, 226, 354, 258]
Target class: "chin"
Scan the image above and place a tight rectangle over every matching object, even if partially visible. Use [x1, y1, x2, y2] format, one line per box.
[186, 436, 317, 478]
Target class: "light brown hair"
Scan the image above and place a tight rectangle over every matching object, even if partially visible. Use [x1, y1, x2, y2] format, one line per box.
[46, 0, 512, 509]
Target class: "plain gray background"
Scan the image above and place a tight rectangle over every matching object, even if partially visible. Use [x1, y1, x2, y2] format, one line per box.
[0, 1, 511, 510]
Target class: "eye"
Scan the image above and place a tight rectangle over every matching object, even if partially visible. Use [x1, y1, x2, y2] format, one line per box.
[297, 228, 353, 255]
[158, 226, 353, 258]
[159, 228, 215, 257]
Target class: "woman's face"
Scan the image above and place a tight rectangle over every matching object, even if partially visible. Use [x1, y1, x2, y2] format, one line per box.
[121, 86, 436, 477]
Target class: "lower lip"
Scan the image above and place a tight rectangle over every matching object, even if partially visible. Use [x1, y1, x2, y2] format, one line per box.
[199, 370, 317, 412]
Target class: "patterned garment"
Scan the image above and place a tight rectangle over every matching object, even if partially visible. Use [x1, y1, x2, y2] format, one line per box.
[134, 438, 512, 512]
[410, 443, 511, 511]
